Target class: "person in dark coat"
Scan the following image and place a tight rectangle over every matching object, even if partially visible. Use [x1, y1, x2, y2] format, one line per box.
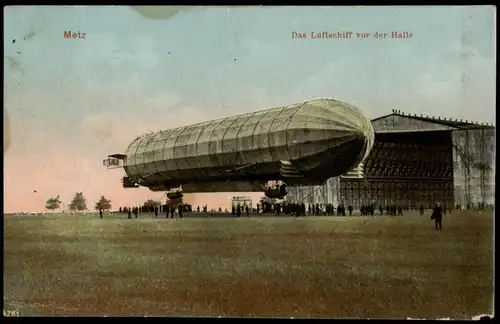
[430, 202, 443, 231]
[245, 205, 249, 216]
[99, 208, 103, 219]
[420, 204, 424, 216]
[348, 205, 353, 216]
[154, 206, 158, 218]
[232, 206, 236, 218]
[178, 204, 183, 219]
[236, 205, 241, 218]
[170, 206, 175, 218]
[128, 207, 132, 219]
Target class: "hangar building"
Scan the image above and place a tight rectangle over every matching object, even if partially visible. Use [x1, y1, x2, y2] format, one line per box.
[287, 110, 495, 210]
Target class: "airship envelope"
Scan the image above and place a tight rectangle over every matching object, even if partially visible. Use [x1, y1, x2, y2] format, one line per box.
[120, 98, 374, 192]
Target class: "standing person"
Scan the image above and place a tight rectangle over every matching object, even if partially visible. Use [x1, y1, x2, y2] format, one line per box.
[232, 206, 236, 218]
[170, 205, 175, 219]
[245, 205, 249, 217]
[430, 202, 443, 231]
[397, 205, 403, 216]
[128, 207, 132, 219]
[154, 206, 158, 218]
[236, 205, 241, 218]
[99, 208, 103, 219]
[178, 204, 183, 219]
[348, 205, 353, 216]
[419, 204, 425, 216]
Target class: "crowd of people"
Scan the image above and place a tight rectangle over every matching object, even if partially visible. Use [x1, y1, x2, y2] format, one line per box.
[227, 202, 449, 217]
[97, 200, 448, 232]
[97, 197, 460, 226]
[112, 204, 193, 219]
[107, 201, 454, 219]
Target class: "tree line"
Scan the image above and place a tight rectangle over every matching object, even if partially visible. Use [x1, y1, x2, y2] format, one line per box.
[44, 193, 165, 213]
[45, 193, 111, 212]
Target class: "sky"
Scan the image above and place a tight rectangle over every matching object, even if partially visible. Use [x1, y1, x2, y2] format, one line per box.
[3, 5, 496, 213]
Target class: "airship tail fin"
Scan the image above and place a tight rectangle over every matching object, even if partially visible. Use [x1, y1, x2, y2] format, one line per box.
[341, 163, 365, 179]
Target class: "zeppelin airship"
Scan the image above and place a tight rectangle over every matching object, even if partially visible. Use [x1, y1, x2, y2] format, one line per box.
[104, 98, 375, 199]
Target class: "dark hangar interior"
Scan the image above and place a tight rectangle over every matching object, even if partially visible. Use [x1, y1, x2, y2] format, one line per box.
[289, 110, 495, 210]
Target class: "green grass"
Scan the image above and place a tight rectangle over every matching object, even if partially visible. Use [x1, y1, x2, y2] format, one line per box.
[3, 211, 493, 318]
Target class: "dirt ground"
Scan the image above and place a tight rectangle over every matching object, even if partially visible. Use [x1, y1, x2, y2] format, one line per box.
[3, 210, 493, 318]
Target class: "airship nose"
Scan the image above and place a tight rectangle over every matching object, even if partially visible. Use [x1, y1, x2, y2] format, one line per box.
[355, 113, 375, 165]
[354, 130, 366, 140]
[332, 103, 374, 170]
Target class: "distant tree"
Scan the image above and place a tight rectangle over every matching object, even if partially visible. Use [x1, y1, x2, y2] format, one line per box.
[95, 195, 112, 211]
[69, 192, 87, 211]
[45, 195, 62, 211]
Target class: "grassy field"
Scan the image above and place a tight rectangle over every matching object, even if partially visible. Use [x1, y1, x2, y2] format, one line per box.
[3, 211, 493, 318]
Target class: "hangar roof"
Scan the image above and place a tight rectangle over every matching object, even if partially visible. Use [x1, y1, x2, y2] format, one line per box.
[371, 110, 495, 133]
